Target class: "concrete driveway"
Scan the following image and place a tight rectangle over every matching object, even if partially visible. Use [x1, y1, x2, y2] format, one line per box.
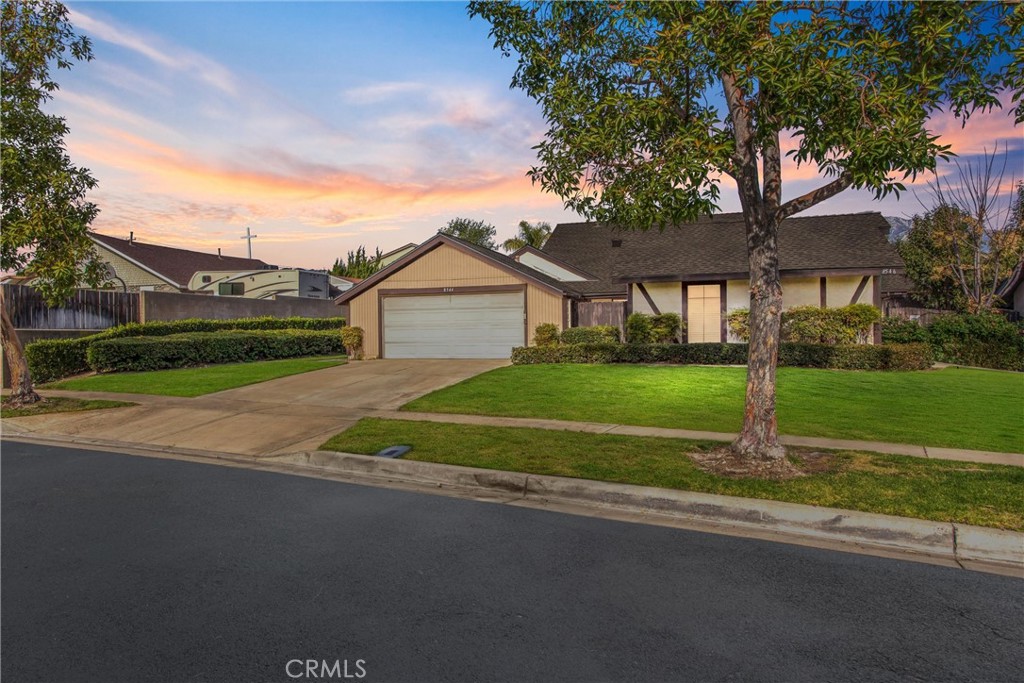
[3, 359, 506, 456]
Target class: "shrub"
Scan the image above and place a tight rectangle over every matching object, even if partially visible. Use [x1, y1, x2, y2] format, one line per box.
[882, 317, 930, 344]
[650, 312, 684, 343]
[560, 325, 620, 344]
[533, 323, 560, 346]
[727, 309, 750, 342]
[731, 305, 880, 345]
[510, 342, 930, 371]
[86, 330, 344, 373]
[341, 326, 364, 360]
[26, 316, 345, 382]
[625, 313, 654, 344]
[926, 313, 1024, 371]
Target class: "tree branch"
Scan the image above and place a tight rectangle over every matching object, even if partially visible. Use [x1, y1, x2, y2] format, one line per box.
[775, 172, 853, 222]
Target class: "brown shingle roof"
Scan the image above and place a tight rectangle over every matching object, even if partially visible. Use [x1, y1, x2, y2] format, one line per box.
[544, 212, 902, 283]
[91, 233, 273, 288]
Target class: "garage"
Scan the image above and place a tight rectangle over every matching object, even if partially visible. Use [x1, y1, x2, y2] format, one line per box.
[382, 292, 525, 359]
[334, 234, 572, 360]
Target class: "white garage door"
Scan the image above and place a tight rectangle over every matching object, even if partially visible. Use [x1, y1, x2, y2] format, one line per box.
[383, 292, 525, 359]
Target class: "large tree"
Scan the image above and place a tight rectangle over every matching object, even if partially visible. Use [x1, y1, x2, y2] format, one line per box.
[899, 152, 1023, 313]
[470, 1, 1022, 462]
[2, 0, 103, 405]
[438, 217, 498, 249]
[502, 220, 552, 252]
[331, 245, 383, 279]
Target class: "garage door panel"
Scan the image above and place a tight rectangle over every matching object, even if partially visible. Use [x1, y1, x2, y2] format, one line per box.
[383, 292, 526, 359]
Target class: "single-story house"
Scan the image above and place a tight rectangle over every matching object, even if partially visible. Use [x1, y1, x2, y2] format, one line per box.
[90, 232, 274, 293]
[334, 212, 903, 359]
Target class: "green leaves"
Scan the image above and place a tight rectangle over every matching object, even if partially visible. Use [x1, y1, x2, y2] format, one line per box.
[438, 217, 499, 249]
[2, 0, 100, 306]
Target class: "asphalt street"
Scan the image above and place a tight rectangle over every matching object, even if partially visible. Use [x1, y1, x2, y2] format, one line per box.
[2, 440, 1021, 683]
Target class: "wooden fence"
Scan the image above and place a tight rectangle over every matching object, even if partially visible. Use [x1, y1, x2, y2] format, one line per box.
[2, 284, 140, 330]
[577, 301, 626, 331]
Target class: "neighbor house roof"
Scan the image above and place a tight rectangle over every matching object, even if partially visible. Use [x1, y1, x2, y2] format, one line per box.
[334, 233, 586, 305]
[90, 233, 273, 289]
[544, 211, 902, 284]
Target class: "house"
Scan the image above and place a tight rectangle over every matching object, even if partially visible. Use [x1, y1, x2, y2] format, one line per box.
[334, 212, 903, 359]
[90, 232, 273, 292]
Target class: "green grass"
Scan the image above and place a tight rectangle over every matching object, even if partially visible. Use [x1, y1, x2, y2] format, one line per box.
[44, 356, 346, 397]
[403, 365, 1024, 454]
[1, 396, 135, 418]
[321, 418, 1024, 531]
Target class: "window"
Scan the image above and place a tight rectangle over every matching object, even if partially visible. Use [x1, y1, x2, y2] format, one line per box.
[218, 282, 244, 296]
[201, 275, 212, 283]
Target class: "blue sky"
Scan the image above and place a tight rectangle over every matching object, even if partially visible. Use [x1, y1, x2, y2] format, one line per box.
[56, 1, 1023, 269]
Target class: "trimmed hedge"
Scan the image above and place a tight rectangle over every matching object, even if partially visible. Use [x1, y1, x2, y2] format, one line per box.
[881, 313, 1023, 371]
[86, 330, 345, 373]
[511, 342, 932, 371]
[27, 316, 345, 382]
[560, 325, 620, 344]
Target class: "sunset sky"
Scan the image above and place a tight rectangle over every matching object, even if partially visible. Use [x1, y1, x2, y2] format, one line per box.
[54, 1, 1023, 270]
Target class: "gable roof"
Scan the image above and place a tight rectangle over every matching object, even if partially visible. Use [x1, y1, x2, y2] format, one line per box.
[544, 212, 902, 284]
[333, 233, 584, 304]
[91, 233, 272, 289]
[510, 244, 598, 281]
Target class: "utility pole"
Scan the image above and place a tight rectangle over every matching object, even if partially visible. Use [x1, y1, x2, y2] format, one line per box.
[240, 226, 258, 259]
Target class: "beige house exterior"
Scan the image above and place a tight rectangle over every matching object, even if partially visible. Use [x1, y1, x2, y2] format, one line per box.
[336, 235, 569, 359]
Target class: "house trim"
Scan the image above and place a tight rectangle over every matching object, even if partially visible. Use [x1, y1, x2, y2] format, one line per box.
[620, 267, 886, 284]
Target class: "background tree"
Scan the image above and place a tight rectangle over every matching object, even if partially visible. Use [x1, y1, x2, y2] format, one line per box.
[2, 0, 103, 406]
[330, 245, 383, 279]
[438, 217, 498, 249]
[502, 220, 552, 252]
[899, 151, 1023, 313]
[470, 1, 1021, 464]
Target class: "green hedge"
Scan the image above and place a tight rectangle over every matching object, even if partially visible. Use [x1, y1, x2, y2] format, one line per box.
[86, 330, 345, 373]
[511, 342, 932, 371]
[881, 313, 1023, 371]
[26, 316, 345, 382]
[560, 325, 620, 344]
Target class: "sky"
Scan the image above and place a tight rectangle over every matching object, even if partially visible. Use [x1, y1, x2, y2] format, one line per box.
[52, 1, 1024, 270]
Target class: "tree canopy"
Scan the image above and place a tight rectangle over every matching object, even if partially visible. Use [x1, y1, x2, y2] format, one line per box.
[1, 0, 103, 303]
[438, 217, 498, 249]
[331, 246, 383, 279]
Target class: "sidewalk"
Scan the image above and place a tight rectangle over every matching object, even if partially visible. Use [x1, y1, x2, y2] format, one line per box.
[367, 409, 1024, 468]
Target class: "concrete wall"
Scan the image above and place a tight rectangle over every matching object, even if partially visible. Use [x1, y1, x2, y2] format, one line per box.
[346, 243, 564, 359]
[140, 290, 342, 323]
[2, 329, 100, 388]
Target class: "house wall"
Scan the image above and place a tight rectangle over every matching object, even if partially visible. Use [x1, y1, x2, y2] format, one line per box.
[781, 277, 820, 308]
[516, 252, 586, 282]
[94, 245, 177, 291]
[630, 282, 683, 316]
[828, 275, 872, 306]
[346, 243, 564, 359]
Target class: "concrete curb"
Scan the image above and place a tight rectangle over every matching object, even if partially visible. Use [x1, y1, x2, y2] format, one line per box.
[271, 450, 1024, 571]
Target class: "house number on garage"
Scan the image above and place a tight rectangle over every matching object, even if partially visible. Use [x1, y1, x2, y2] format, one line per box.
[442, 287, 454, 293]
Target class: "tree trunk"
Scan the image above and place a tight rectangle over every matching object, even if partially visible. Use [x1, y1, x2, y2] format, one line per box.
[732, 218, 786, 461]
[0, 288, 40, 406]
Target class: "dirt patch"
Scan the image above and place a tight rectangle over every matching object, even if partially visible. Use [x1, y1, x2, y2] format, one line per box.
[690, 446, 835, 480]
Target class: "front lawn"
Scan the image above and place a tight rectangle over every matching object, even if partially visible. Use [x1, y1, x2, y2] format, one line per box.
[320, 418, 1024, 531]
[403, 365, 1024, 454]
[44, 356, 345, 397]
[1, 397, 135, 418]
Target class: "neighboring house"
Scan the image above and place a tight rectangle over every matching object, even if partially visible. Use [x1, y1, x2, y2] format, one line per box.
[90, 232, 273, 292]
[378, 243, 418, 268]
[188, 269, 333, 300]
[335, 211, 903, 359]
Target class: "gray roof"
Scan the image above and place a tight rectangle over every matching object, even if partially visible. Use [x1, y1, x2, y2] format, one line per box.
[544, 212, 902, 284]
